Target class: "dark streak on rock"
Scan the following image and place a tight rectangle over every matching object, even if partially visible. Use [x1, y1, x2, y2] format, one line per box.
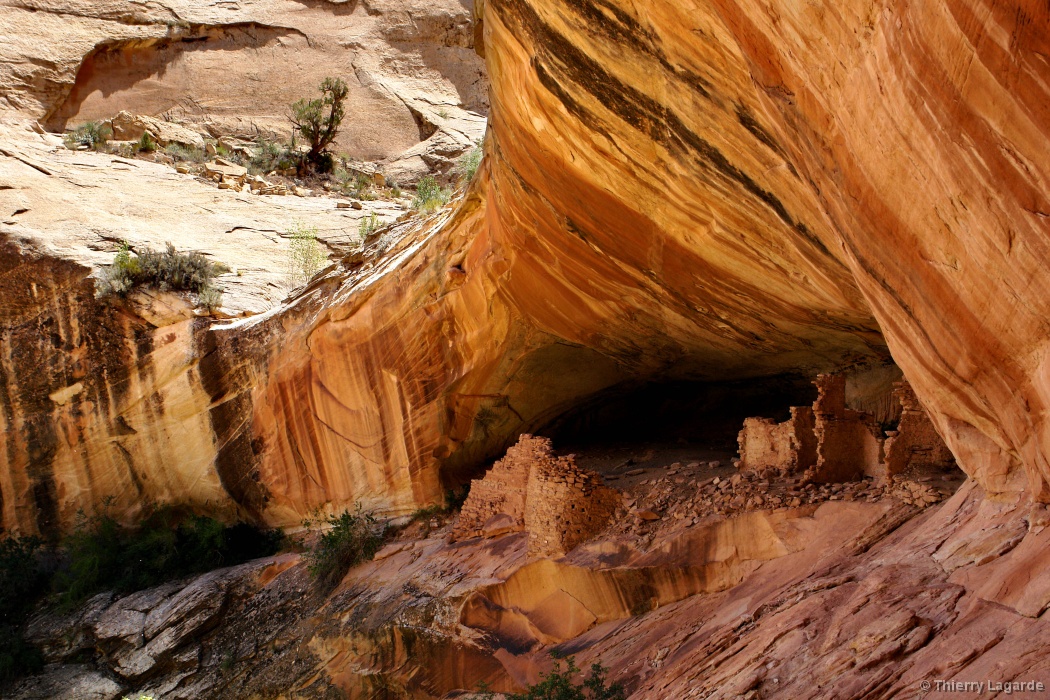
[736, 103, 789, 162]
[496, 0, 801, 231]
[194, 322, 270, 521]
[561, 0, 713, 101]
[114, 441, 144, 497]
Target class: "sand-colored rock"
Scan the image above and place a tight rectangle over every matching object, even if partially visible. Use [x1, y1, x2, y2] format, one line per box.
[107, 111, 204, 149]
[0, 0, 486, 161]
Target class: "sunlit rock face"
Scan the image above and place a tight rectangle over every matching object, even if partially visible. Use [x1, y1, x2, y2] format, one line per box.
[0, 0, 487, 159]
[477, 0, 1048, 496]
[1, 0, 1047, 533]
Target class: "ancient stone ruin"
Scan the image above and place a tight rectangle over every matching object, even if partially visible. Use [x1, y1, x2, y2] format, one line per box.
[453, 435, 620, 558]
[738, 374, 955, 483]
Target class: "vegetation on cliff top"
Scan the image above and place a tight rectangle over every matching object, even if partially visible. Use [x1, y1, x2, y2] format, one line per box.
[286, 223, 329, 286]
[96, 241, 228, 311]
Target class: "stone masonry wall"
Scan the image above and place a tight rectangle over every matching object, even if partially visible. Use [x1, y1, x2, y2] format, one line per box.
[884, 381, 956, 476]
[738, 373, 956, 484]
[451, 435, 620, 559]
[738, 406, 816, 473]
[525, 452, 621, 559]
[451, 437, 532, 540]
[807, 374, 885, 483]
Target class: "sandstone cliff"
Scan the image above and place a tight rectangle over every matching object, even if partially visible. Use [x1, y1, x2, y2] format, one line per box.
[2, 0, 1048, 540]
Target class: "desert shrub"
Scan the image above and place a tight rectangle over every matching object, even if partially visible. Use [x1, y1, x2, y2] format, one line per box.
[334, 170, 378, 200]
[286, 224, 328, 285]
[137, 132, 156, 153]
[290, 77, 349, 171]
[63, 121, 111, 151]
[303, 507, 385, 590]
[356, 173, 378, 200]
[95, 240, 138, 296]
[52, 509, 283, 608]
[250, 139, 299, 174]
[412, 175, 451, 213]
[135, 244, 228, 291]
[164, 143, 207, 163]
[96, 242, 228, 307]
[197, 285, 223, 313]
[456, 140, 483, 184]
[508, 657, 625, 700]
[358, 212, 380, 239]
[0, 537, 47, 685]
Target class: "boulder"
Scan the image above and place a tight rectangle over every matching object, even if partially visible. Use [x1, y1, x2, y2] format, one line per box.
[107, 111, 205, 150]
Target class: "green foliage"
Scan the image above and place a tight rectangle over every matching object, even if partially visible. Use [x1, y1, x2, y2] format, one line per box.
[507, 657, 626, 700]
[63, 121, 111, 151]
[52, 509, 283, 608]
[456, 140, 483, 184]
[401, 487, 468, 537]
[0, 537, 46, 685]
[334, 170, 378, 200]
[0, 626, 43, 688]
[290, 77, 349, 170]
[137, 132, 156, 153]
[197, 285, 223, 313]
[96, 241, 227, 308]
[303, 507, 385, 590]
[286, 224, 328, 285]
[0, 515, 280, 688]
[412, 175, 451, 213]
[250, 139, 299, 175]
[164, 143, 207, 163]
[358, 212, 381, 240]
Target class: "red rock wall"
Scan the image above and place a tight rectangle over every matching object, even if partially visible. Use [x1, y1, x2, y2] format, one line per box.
[478, 0, 1049, 500]
[2, 0, 1048, 532]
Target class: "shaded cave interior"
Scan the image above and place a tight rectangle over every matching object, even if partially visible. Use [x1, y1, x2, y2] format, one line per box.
[443, 362, 965, 497]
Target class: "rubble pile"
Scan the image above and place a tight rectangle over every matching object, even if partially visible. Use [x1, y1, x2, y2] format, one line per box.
[607, 462, 955, 539]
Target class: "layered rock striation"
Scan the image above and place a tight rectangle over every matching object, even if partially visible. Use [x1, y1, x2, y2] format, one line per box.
[0, 0, 1047, 540]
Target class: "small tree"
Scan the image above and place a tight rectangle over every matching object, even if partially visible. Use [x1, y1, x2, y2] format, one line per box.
[290, 77, 349, 171]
